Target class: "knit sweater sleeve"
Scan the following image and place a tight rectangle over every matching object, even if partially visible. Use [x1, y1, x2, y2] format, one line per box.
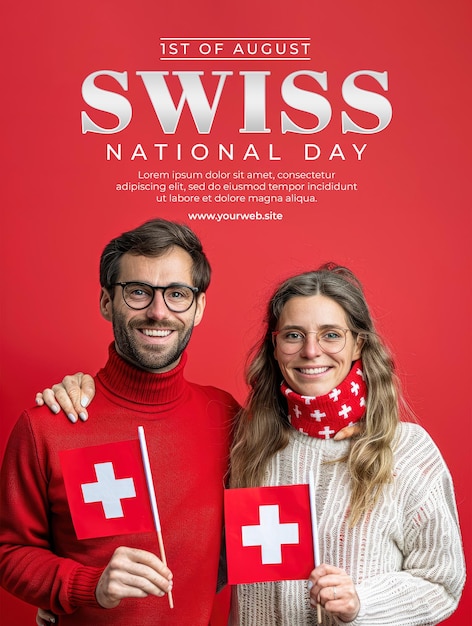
[339, 425, 465, 626]
[0, 412, 104, 614]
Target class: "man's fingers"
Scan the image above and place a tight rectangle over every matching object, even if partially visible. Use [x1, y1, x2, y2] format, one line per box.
[112, 567, 173, 597]
[334, 424, 361, 441]
[117, 546, 173, 582]
[36, 608, 56, 624]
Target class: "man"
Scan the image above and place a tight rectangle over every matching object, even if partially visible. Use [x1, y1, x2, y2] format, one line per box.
[0, 218, 239, 625]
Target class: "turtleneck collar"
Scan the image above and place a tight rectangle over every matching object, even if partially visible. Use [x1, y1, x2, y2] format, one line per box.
[96, 343, 188, 407]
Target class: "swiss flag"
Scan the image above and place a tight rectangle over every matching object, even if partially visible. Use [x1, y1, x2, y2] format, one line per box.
[224, 484, 314, 584]
[60, 439, 155, 540]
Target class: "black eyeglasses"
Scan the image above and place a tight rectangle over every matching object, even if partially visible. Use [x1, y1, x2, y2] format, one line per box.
[113, 282, 199, 312]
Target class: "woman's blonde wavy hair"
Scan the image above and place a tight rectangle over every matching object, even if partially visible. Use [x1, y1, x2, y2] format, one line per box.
[230, 264, 407, 525]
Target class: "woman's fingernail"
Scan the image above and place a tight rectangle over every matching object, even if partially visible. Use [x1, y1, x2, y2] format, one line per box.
[79, 412, 88, 422]
[67, 413, 78, 423]
[81, 396, 90, 408]
[307, 580, 313, 590]
[51, 404, 60, 414]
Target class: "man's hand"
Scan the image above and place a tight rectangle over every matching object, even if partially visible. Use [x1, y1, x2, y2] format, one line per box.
[96, 546, 173, 609]
[334, 424, 361, 440]
[36, 608, 56, 624]
[35, 373, 96, 423]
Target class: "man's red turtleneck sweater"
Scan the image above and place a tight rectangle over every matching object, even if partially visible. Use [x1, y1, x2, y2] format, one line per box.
[0, 345, 239, 625]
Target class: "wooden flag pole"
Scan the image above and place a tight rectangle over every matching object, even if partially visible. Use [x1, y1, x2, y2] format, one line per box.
[309, 469, 322, 624]
[138, 426, 174, 609]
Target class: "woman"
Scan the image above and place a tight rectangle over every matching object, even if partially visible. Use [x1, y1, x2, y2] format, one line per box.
[36, 264, 465, 625]
[228, 263, 464, 624]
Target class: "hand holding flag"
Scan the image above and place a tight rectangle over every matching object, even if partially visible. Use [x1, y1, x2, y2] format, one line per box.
[94, 545, 173, 609]
[60, 428, 174, 608]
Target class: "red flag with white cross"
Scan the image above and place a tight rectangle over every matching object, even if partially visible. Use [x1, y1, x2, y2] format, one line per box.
[224, 484, 314, 584]
[60, 439, 155, 540]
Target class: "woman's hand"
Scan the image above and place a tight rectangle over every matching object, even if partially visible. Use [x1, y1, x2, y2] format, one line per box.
[308, 563, 360, 622]
[35, 373, 95, 423]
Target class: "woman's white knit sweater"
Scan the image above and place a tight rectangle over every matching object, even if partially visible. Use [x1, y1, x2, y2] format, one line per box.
[231, 422, 465, 625]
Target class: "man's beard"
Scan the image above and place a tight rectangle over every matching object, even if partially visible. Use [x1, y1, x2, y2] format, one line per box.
[111, 310, 194, 372]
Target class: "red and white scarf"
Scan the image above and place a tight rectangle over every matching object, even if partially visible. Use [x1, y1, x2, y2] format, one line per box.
[281, 359, 367, 439]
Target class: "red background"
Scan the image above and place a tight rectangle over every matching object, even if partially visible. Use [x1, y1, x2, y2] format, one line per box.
[1, 1, 470, 623]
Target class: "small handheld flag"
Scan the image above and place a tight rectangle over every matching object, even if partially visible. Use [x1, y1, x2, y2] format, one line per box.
[60, 439, 155, 540]
[224, 484, 314, 585]
[60, 428, 174, 608]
